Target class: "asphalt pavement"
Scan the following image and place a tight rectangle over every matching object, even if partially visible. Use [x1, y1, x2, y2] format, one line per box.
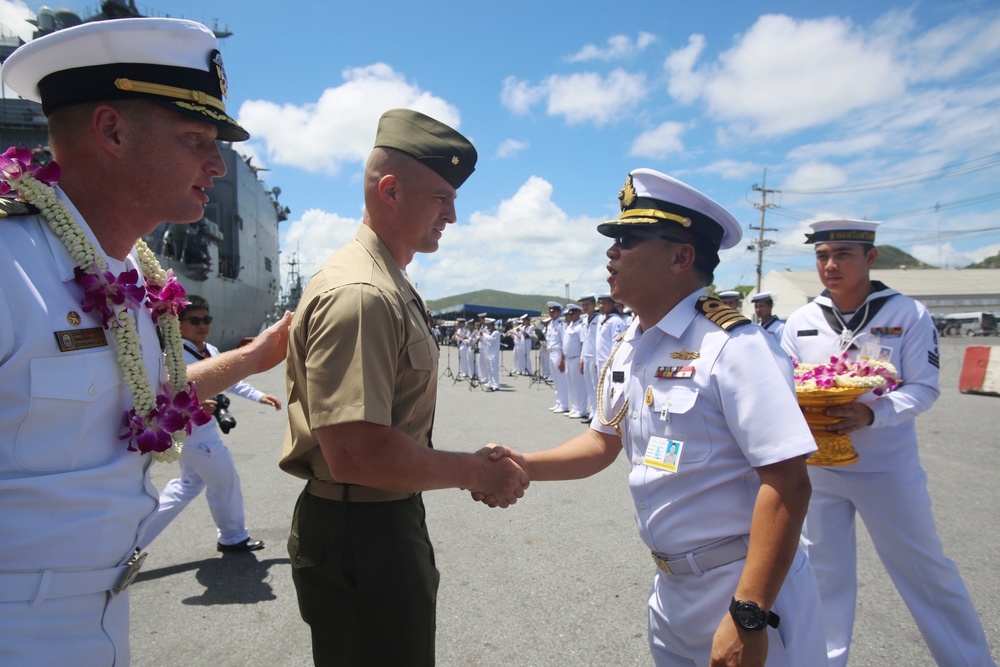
[130, 338, 1000, 666]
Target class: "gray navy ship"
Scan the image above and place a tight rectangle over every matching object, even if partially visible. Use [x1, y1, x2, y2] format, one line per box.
[0, 1, 287, 350]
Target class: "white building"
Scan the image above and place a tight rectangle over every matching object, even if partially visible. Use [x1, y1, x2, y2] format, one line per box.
[754, 269, 1000, 319]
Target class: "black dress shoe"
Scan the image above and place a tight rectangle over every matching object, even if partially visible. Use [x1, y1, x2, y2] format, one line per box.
[217, 538, 265, 553]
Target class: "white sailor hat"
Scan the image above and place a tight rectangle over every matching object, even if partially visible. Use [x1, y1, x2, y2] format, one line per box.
[520, 313, 530, 319]
[578, 293, 597, 302]
[546, 301, 563, 310]
[485, 317, 496, 324]
[542, 317, 551, 324]
[596, 292, 613, 301]
[805, 219, 879, 244]
[750, 291, 774, 303]
[456, 317, 466, 321]
[565, 303, 582, 313]
[477, 312, 487, 318]
[1, 18, 248, 141]
[598, 168, 741, 250]
[718, 290, 740, 299]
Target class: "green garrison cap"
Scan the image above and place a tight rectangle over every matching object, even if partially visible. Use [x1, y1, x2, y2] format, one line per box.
[374, 109, 477, 188]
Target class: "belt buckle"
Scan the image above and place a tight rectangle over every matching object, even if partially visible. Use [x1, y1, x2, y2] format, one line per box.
[114, 548, 147, 595]
[652, 554, 673, 575]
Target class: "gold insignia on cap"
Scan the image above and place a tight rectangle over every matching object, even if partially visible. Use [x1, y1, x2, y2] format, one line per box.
[451, 156, 460, 165]
[212, 50, 229, 99]
[67, 311, 81, 326]
[670, 349, 700, 360]
[619, 174, 637, 210]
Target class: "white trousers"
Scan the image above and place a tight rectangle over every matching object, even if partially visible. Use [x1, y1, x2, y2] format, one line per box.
[582, 356, 597, 416]
[517, 342, 533, 375]
[458, 345, 472, 377]
[548, 351, 568, 409]
[0, 588, 130, 666]
[648, 547, 826, 666]
[142, 438, 250, 547]
[565, 355, 585, 414]
[803, 466, 995, 667]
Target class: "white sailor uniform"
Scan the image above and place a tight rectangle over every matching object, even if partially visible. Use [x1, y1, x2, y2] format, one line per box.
[454, 325, 472, 378]
[592, 290, 825, 666]
[581, 313, 599, 418]
[781, 282, 996, 667]
[562, 316, 585, 417]
[0, 196, 161, 666]
[596, 311, 627, 374]
[546, 317, 568, 411]
[141, 341, 262, 547]
[760, 316, 785, 339]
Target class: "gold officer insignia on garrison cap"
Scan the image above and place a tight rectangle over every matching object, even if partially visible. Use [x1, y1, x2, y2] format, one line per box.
[211, 50, 229, 99]
[452, 156, 459, 165]
[695, 296, 751, 331]
[67, 311, 81, 326]
[670, 349, 700, 360]
[619, 174, 637, 210]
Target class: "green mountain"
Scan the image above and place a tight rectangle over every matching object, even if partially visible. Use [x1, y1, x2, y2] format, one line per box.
[426, 289, 567, 312]
[966, 251, 1000, 269]
[872, 244, 936, 269]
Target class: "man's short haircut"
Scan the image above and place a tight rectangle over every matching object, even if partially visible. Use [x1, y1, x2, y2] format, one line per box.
[181, 294, 209, 317]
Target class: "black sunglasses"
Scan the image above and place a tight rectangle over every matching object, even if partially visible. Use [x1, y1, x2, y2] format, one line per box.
[182, 316, 213, 326]
[613, 230, 689, 250]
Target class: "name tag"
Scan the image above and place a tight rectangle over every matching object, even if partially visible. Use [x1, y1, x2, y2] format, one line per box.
[54, 327, 109, 352]
[612, 371, 625, 383]
[796, 329, 818, 337]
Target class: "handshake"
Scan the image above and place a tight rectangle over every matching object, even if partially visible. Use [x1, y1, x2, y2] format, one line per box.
[469, 444, 529, 509]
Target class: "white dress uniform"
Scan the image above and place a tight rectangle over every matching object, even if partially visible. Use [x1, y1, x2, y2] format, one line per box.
[482, 326, 501, 390]
[512, 325, 524, 374]
[0, 194, 162, 666]
[545, 317, 568, 411]
[591, 289, 825, 666]
[596, 311, 627, 374]
[562, 316, 585, 417]
[781, 283, 996, 667]
[141, 340, 263, 548]
[517, 320, 534, 375]
[454, 325, 472, 378]
[581, 313, 599, 418]
[761, 316, 785, 339]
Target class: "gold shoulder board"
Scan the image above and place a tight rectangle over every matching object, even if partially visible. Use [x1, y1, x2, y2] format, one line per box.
[0, 197, 40, 218]
[696, 296, 751, 331]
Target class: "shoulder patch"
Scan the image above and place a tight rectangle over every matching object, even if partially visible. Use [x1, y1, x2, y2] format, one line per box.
[696, 296, 751, 331]
[0, 196, 40, 218]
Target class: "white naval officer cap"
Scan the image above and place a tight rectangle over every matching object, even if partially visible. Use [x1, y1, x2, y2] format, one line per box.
[718, 290, 740, 299]
[520, 313, 530, 319]
[565, 303, 582, 313]
[750, 291, 774, 303]
[2, 17, 249, 142]
[805, 219, 880, 244]
[598, 168, 742, 250]
[477, 312, 487, 317]
[485, 317, 496, 324]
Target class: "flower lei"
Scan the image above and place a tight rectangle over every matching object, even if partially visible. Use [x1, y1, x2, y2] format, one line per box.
[793, 353, 900, 395]
[0, 146, 210, 462]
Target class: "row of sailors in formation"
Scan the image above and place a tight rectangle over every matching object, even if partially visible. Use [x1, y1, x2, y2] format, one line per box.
[447, 290, 784, 411]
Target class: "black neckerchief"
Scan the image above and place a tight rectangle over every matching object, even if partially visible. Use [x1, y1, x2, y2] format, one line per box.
[761, 316, 779, 330]
[816, 281, 896, 348]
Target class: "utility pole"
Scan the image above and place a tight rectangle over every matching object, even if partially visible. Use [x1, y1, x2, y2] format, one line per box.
[750, 169, 778, 294]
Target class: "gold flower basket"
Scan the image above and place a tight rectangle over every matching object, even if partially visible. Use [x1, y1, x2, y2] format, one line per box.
[796, 386, 871, 466]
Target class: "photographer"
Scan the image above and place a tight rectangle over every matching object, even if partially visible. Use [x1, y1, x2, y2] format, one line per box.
[141, 296, 282, 552]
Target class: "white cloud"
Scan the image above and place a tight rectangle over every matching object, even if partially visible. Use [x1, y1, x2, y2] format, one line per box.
[666, 14, 906, 137]
[500, 76, 545, 115]
[781, 162, 849, 193]
[496, 138, 529, 159]
[909, 242, 973, 269]
[542, 70, 648, 126]
[419, 176, 610, 297]
[238, 63, 462, 176]
[566, 32, 658, 62]
[904, 14, 1000, 82]
[280, 208, 361, 287]
[629, 121, 686, 159]
[0, 1, 35, 42]
[699, 160, 763, 181]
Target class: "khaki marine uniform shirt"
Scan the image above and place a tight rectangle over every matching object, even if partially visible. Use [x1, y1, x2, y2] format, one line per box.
[279, 224, 438, 482]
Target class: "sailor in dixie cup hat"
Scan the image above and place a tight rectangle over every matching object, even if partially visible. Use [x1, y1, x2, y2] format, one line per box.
[489, 168, 828, 664]
[0, 16, 289, 667]
[751, 291, 785, 338]
[2, 17, 249, 142]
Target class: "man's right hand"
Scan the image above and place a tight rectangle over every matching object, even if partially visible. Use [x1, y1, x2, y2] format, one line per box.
[471, 445, 529, 508]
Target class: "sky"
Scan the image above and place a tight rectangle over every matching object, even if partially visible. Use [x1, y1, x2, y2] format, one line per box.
[2, 0, 999, 301]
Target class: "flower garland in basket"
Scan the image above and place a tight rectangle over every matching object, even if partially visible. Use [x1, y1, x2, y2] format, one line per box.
[793, 353, 900, 395]
[0, 146, 210, 462]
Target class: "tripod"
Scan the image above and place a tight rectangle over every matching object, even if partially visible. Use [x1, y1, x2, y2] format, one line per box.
[528, 345, 552, 389]
[440, 342, 454, 379]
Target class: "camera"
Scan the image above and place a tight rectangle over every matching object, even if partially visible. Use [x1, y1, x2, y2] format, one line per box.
[212, 394, 237, 434]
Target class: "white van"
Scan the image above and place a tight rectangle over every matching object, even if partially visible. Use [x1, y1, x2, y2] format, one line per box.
[939, 312, 998, 337]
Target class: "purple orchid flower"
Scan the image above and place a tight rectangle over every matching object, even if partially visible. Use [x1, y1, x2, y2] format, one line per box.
[0, 145, 61, 193]
[146, 271, 189, 324]
[121, 382, 211, 454]
[75, 263, 146, 328]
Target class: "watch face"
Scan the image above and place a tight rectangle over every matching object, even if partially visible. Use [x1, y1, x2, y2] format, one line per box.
[734, 601, 765, 630]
